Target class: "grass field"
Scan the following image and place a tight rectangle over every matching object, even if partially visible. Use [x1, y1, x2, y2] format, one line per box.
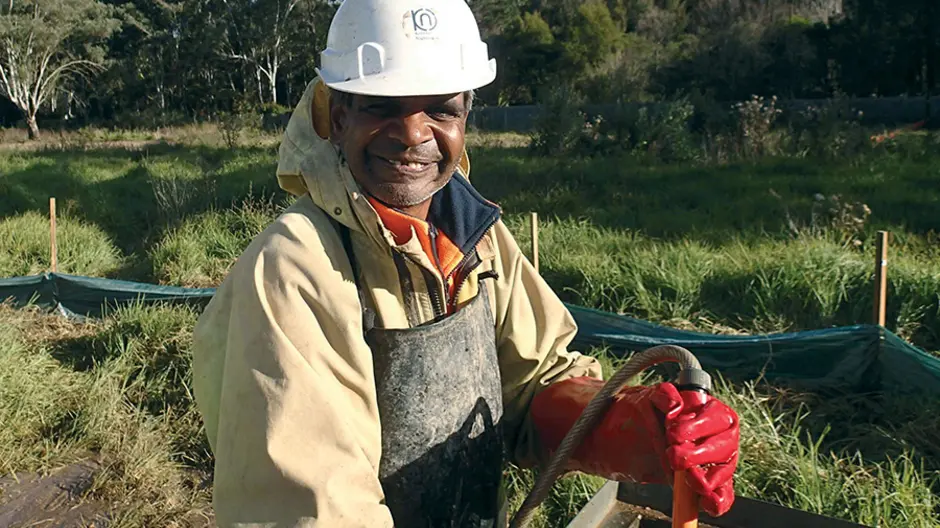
[2, 125, 940, 526]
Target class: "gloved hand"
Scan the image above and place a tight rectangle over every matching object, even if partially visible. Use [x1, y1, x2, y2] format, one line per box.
[529, 377, 739, 517]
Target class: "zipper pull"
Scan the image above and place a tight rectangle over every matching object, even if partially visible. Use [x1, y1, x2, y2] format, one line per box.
[426, 224, 449, 312]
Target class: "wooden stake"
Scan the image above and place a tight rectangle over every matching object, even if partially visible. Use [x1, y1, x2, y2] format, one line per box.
[49, 197, 58, 273]
[530, 212, 539, 273]
[873, 231, 889, 327]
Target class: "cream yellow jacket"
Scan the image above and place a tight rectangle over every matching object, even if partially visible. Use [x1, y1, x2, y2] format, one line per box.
[191, 79, 603, 527]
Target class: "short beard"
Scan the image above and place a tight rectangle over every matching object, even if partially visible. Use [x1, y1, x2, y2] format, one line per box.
[378, 178, 449, 208]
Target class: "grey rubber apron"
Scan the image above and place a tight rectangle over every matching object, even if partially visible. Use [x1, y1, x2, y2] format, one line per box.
[340, 226, 506, 528]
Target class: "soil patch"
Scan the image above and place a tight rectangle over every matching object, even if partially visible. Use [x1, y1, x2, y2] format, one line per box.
[0, 458, 109, 528]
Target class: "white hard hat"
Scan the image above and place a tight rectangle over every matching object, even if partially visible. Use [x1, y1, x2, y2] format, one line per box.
[316, 0, 497, 97]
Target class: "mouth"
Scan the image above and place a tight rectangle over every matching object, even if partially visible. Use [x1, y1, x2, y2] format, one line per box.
[372, 154, 440, 176]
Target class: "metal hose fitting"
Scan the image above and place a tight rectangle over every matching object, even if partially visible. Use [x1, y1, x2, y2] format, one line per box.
[509, 344, 710, 528]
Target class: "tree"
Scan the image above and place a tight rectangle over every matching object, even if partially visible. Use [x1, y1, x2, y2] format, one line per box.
[94, 0, 230, 120]
[0, 0, 119, 138]
[467, 0, 524, 40]
[217, 0, 307, 106]
[561, 0, 626, 69]
[494, 11, 565, 104]
[280, 0, 337, 106]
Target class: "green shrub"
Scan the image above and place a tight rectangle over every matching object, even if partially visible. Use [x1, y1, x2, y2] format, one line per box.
[529, 89, 699, 162]
[612, 99, 699, 162]
[529, 84, 588, 157]
[0, 212, 122, 277]
[217, 112, 257, 149]
[786, 99, 871, 160]
[734, 95, 783, 158]
[258, 102, 291, 116]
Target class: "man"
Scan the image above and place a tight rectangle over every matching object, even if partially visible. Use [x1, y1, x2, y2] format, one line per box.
[191, 0, 740, 526]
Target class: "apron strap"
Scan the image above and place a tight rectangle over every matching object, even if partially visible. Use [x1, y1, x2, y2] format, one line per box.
[338, 222, 376, 333]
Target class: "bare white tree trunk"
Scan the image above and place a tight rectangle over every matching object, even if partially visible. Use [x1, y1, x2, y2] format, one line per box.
[221, 0, 301, 107]
[255, 66, 263, 105]
[264, 52, 278, 104]
[25, 110, 39, 139]
[157, 79, 166, 109]
[0, 8, 107, 139]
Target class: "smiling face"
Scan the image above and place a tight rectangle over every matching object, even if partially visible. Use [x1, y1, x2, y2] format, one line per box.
[330, 91, 469, 213]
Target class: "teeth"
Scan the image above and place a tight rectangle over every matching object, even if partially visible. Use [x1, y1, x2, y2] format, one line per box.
[381, 157, 430, 170]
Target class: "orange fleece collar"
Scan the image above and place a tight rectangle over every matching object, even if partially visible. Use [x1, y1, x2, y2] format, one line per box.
[368, 196, 463, 291]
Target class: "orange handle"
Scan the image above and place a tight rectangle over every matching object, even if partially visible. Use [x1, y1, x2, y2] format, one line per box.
[672, 469, 699, 528]
[672, 388, 708, 528]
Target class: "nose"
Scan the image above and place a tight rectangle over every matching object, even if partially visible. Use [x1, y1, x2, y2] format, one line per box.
[388, 111, 434, 147]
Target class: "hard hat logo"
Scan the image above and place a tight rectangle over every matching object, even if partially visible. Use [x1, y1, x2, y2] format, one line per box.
[402, 8, 439, 40]
[411, 9, 437, 33]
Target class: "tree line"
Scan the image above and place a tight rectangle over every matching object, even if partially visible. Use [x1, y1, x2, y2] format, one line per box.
[1, 0, 937, 137]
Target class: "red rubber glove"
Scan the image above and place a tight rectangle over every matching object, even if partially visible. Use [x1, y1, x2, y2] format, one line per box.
[529, 377, 739, 517]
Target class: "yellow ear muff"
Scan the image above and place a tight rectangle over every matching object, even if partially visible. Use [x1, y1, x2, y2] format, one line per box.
[312, 80, 331, 140]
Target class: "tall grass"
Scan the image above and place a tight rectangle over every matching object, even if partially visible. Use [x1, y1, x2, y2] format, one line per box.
[469, 147, 940, 242]
[151, 197, 282, 287]
[0, 317, 88, 473]
[724, 380, 939, 527]
[0, 145, 281, 273]
[0, 122, 282, 150]
[0, 303, 211, 526]
[0, 211, 123, 277]
[504, 215, 940, 351]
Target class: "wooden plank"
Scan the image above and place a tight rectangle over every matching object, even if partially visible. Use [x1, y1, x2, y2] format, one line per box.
[616, 482, 870, 528]
[530, 212, 539, 273]
[873, 231, 889, 326]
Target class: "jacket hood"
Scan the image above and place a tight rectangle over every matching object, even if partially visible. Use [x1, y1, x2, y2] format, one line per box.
[276, 78, 472, 239]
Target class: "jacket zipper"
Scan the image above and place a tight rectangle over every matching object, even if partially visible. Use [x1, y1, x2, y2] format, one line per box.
[419, 266, 447, 319]
[449, 251, 482, 309]
[423, 211, 500, 317]
[426, 225, 448, 317]
[442, 212, 499, 312]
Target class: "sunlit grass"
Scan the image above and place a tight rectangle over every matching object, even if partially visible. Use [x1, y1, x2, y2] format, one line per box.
[0, 211, 123, 277]
[0, 302, 211, 526]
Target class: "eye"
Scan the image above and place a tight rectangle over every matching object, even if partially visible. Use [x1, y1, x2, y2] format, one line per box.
[427, 106, 463, 121]
[361, 103, 397, 118]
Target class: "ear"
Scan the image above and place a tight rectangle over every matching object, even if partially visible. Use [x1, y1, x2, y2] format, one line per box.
[329, 93, 350, 143]
[312, 80, 331, 140]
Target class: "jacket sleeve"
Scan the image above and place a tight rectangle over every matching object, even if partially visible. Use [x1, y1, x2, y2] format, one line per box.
[191, 204, 394, 528]
[486, 220, 604, 468]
